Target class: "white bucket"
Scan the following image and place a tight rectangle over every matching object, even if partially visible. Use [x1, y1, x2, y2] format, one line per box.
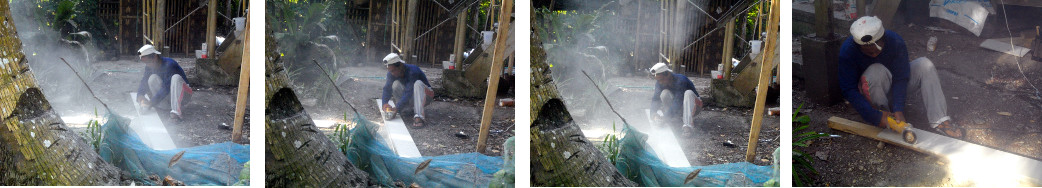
[711, 70, 722, 79]
[233, 17, 246, 32]
[195, 50, 204, 58]
[749, 40, 763, 57]
[481, 31, 494, 49]
[442, 61, 454, 70]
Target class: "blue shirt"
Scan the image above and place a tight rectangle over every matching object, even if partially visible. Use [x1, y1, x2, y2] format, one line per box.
[137, 57, 188, 107]
[651, 73, 701, 118]
[381, 64, 432, 111]
[837, 30, 910, 126]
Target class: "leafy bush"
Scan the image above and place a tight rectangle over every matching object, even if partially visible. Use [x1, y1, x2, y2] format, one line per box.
[792, 103, 827, 186]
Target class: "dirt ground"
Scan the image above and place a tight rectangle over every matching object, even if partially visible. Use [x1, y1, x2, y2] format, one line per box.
[295, 65, 516, 157]
[793, 4, 1042, 187]
[561, 75, 781, 166]
[50, 57, 250, 148]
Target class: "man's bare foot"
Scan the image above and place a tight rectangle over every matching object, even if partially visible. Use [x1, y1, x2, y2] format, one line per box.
[412, 117, 425, 128]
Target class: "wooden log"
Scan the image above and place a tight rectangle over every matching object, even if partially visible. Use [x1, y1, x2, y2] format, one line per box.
[827, 116, 1042, 186]
[264, 37, 369, 186]
[477, 0, 512, 153]
[0, 2, 121, 184]
[745, 0, 779, 163]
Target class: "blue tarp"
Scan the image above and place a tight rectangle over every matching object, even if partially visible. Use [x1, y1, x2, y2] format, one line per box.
[342, 113, 507, 187]
[98, 113, 250, 185]
[615, 124, 775, 187]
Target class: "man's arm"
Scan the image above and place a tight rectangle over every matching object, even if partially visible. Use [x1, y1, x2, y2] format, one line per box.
[838, 46, 883, 126]
[888, 38, 911, 114]
[381, 71, 394, 105]
[650, 83, 664, 113]
[137, 69, 151, 100]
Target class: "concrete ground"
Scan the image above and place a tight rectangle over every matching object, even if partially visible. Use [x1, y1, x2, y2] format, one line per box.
[291, 65, 516, 157]
[557, 74, 780, 166]
[793, 3, 1042, 186]
[43, 57, 249, 148]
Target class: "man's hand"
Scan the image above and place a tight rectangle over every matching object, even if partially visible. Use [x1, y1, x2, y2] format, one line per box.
[894, 111, 905, 122]
[139, 99, 151, 110]
[879, 111, 892, 128]
[383, 103, 396, 113]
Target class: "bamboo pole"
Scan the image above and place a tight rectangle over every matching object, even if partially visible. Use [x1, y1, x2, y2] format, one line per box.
[232, 16, 249, 143]
[745, 0, 779, 163]
[476, 0, 512, 153]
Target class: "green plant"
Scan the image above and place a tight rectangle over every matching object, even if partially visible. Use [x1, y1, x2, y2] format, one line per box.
[330, 112, 353, 153]
[82, 107, 103, 153]
[598, 121, 622, 165]
[792, 103, 826, 186]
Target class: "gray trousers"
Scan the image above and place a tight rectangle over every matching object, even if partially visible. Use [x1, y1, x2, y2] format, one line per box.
[148, 74, 192, 116]
[659, 90, 702, 128]
[392, 80, 433, 119]
[861, 57, 949, 128]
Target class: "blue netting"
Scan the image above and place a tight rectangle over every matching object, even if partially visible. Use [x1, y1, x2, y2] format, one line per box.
[615, 124, 775, 187]
[98, 113, 250, 185]
[343, 113, 507, 187]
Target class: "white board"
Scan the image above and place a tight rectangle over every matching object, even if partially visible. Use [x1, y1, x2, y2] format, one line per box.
[375, 99, 422, 158]
[980, 39, 1031, 57]
[642, 109, 692, 167]
[129, 93, 177, 150]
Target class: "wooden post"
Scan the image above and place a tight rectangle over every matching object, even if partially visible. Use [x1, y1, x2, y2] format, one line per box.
[154, 0, 165, 51]
[453, 10, 468, 65]
[206, 0, 217, 58]
[746, 0, 779, 163]
[232, 17, 249, 143]
[857, 0, 866, 19]
[721, 18, 736, 80]
[476, 0, 512, 153]
[814, 0, 834, 39]
[403, 0, 419, 60]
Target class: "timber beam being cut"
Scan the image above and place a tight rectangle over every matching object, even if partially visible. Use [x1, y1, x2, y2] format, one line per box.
[828, 116, 1042, 186]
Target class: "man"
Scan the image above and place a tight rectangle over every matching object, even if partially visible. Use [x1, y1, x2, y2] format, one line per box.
[650, 62, 703, 137]
[837, 16, 963, 138]
[381, 53, 434, 127]
[136, 45, 193, 121]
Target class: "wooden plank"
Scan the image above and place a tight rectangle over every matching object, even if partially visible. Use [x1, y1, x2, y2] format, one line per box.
[374, 99, 422, 158]
[476, 0, 512, 153]
[981, 38, 1031, 57]
[828, 116, 1042, 185]
[642, 109, 691, 167]
[452, 11, 467, 66]
[129, 93, 177, 150]
[745, 0, 779, 162]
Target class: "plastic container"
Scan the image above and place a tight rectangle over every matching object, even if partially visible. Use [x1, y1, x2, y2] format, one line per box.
[749, 40, 763, 57]
[442, 61, 454, 70]
[481, 31, 494, 49]
[711, 70, 723, 79]
[233, 17, 246, 32]
[927, 36, 938, 52]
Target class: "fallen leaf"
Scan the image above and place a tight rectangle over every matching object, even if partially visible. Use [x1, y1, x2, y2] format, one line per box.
[998, 112, 1012, 116]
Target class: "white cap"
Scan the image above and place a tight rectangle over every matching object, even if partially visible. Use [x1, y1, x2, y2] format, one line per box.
[650, 62, 671, 75]
[382, 53, 404, 65]
[137, 44, 161, 57]
[850, 16, 885, 46]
